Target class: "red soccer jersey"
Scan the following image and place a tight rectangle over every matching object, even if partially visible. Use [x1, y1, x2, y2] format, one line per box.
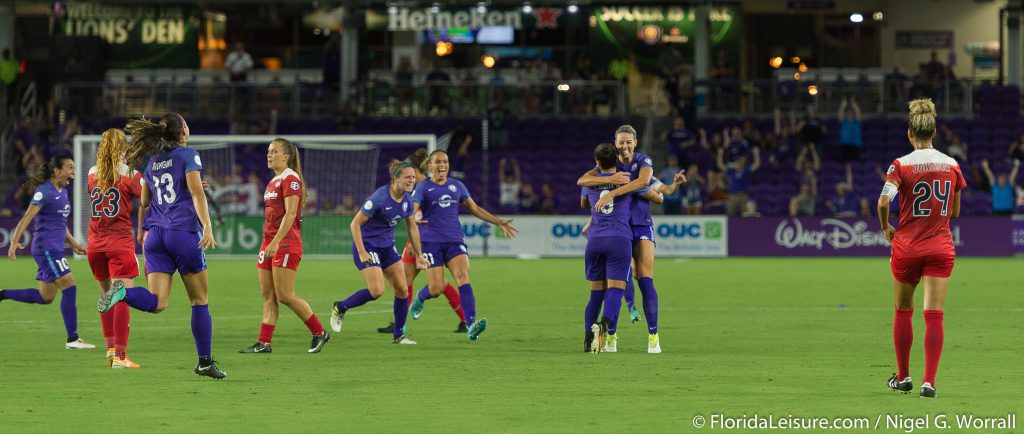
[884, 149, 967, 256]
[263, 168, 303, 253]
[87, 165, 142, 253]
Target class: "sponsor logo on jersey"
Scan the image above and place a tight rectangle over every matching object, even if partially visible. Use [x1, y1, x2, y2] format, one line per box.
[152, 159, 173, 170]
[264, 191, 279, 201]
[59, 204, 71, 218]
[437, 194, 457, 208]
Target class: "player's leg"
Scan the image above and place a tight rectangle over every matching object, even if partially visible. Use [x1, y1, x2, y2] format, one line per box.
[583, 238, 608, 353]
[52, 271, 93, 349]
[87, 252, 115, 359]
[107, 250, 139, 366]
[445, 252, 484, 340]
[888, 254, 921, 392]
[634, 238, 661, 352]
[177, 229, 225, 379]
[273, 262, 328, 352]
[624, 262, 640, 324]
[918, 252, 953, 397]
[383, 262, 415, 344]
[410, 242, 445, 320]
[101, 228, 164, 314]
[599, 238, 631, 352]
[379, 249, 421, 333]
[240, 267, 278, 353]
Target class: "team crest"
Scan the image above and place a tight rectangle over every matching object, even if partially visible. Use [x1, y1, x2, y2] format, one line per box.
[448, 184, 458, 193]
[194, 155, 202, 167]
[33, 192, 43, 201]
[644, 157, 652, 165]
[402, 202, 409, 212]
[364, 201, 373, 210]
[632, 163, 638, 171]
[290, 181, 299, 190]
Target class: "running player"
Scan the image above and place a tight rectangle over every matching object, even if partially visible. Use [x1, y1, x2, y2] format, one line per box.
[408, 150, 518, 341]
[2, 156, 95, 350]
[578, 125, 663, 353]
[581, 143, 639, 353]
[378, 148, 468, 335]
[330, 160, 429, 345]
[239, 138, 329, 354]
[97, 113, 226, 379]
[880, 99, 965, 398]
[86, 129, 142, 367]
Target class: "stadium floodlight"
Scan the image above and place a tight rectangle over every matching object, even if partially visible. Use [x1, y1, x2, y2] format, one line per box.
[477, 2, 487, 13]
[522, 2, 532, 14]
[850, 12, 863, 23]
[567, 4, 578, 14]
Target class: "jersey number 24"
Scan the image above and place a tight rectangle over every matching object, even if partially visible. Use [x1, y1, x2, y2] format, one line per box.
[912, 180, 952, 217]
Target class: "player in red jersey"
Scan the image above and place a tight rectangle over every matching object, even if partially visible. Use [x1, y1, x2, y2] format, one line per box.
[377, 149, 469, 335]
[239, 138, 329, 353]
[878, 99, 966, 398]
[86, 129, 142, 368]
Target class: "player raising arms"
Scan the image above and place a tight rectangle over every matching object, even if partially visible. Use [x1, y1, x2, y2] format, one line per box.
[239, 138, 329, 354]
[87, 129, 143, 367]
[330, 160, 429, 345]
[2, 155, 94, 350]
[97, 113, 226, 379]
[880, 99, 965, 398]
[378, 148, 468, 335]
[578, 125, 663, 353]
[408, 150, 518, 341]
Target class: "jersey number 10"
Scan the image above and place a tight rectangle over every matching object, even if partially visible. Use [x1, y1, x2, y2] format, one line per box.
[912, 180, 952, 217]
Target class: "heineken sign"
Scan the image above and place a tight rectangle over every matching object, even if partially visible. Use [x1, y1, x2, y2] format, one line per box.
[366, 6, 575, 31]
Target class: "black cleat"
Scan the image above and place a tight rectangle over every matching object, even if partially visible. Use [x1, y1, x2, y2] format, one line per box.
[920, 383, 936, 398]
[584, 330, 595, 353]
[194, 359, 227, 379]
[238, 342, 272, 353]
[308, 331, 330, 353]
[887, 373, 913, 392]
[453, 321, 468, 333]
[377, 322, 395, 334]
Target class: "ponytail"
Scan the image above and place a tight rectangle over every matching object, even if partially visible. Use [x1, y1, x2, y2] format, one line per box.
[20, 155, 72, 197]
[96, 128, 128, 189]
[273, 138, 308, 203]
[125, 113, 185, 168]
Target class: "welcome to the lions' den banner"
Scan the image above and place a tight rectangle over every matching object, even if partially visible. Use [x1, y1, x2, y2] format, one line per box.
[56, 2, 198, 69]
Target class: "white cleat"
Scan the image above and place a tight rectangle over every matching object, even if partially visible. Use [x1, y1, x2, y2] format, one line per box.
[392, 335, 417, 345]
[66, 338, 96, 350]
[603, 334, 618, 353]
[648, 333, 662, 354]
[329, 305, 343, 333]
[590, 323, 602, 354]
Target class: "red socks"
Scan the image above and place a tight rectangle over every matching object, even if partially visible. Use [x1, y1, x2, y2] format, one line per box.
[100, 309, 115, 350]
[893, 307, 914, 381]
[922, 310, 944, 386]
[304, 315, 325, 336]
[259, 322, 276, 344]
[113, 302, 130, 359]
[441, 283, 466, 323]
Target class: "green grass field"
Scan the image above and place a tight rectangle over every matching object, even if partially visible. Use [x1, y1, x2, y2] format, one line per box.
[1, 257, 1021, 433]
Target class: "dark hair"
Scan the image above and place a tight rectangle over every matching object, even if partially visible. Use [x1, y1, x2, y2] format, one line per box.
[615, 124, 638, 141]
[407, 148, 429, 173]
[422, 149, 447, 173]
[124, 113, 185, 167]
[271, 138, 307, 203]
[594, 143, 617, 170]
[20, 155, 73, 196]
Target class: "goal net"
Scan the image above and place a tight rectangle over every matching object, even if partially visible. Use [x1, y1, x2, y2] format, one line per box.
[73, 134, 436, 258]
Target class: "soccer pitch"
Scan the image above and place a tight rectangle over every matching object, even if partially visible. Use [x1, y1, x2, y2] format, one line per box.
[1, 257, 1020, 433]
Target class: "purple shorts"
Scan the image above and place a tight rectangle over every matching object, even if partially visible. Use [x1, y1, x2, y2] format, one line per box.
[632, 225, 656, 245]
[352, 242, 402, 271]
[421, 241, 468, 268]
[33, 250, 71, 283]
[143, 226, 207, 275]
[584, 236, 632, 282]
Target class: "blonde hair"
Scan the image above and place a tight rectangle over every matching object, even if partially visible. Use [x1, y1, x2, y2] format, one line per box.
[272, 138, 308, 203]
[96, 128, 128, 189]
[908, 98, 937, 141]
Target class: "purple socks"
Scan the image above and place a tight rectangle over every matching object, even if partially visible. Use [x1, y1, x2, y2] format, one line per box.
[602, 287, 625, 330]
[335, 288, 376, 313]
[125, 287, 159, 312]
[190, 304, 212, 358]
[59, 285, 78, 340]
[458, 284, 476, 325]
[393, 297, 409, 339]
[585, 289, 605, 332]
[1, 288, 47, 304]
[638, 277, 659, 334]
[624, 277, 636, 310]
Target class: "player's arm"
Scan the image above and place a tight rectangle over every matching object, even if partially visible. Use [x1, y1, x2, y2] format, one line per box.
[349, 211, 373, 264]
[877, 180, 899, 241]
[950, 188, 962, 218]
[138, 178, 151, 245]
[264, 195, 299, 258]
[641, 188, 664, 204]
[185, 171, 217, 250]
[65, 227, 86, 255]
[577, 167, 630, 187]
[656, 171, 688, 196]
[404, 214, 429, 270]
[7, 204, 40, 260]
[462, 197, 518, 238]
[595, 166, 653, 210]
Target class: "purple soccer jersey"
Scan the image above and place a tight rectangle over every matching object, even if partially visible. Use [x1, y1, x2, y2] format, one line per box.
[618, 151, 654, 228]
[29, 181, 72, 252]
[583, 173, 635, 239]
[359, 186, 414, 248]
[412, 178, 471, 243]
[142, 146, 203, 233]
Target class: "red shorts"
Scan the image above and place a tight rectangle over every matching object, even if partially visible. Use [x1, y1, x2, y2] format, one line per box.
[87, 250, 140, 281]
[890, 251, 955, 285]
[401, 241, 417, 264]
[257, 243, 301, 271]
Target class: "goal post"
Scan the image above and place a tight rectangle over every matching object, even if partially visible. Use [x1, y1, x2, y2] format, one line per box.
[73, 134, 436, 258]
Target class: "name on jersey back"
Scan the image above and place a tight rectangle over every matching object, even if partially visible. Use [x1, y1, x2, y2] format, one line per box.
[912, 163, 951, 173]
[152, 159, 173, 170]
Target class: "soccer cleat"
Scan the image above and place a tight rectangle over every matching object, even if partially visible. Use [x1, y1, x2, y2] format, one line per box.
[629, 306, 641, 324]
[647, 333, 662, 354]
[377, 322, 395, 334]
[466, 318, 488, 341]
[591, 323, 605, 354]
[410, 297, 425, 320]
[329, 304, 344, 333]
[453, 321, 468, 333]
[97, 280, 127, 313]
[584, 330, 595, 353]
[308, 331, 330, 353]
[920, 383, 936, 398]
[392, 334, 417, 345]
[111, 357, 140, 369]
[66, 338, 96, 350]
[194, 360, 227, 379]
[238, 342, 273, 353]
[887, 373, 913, 393]
[106, 348, 116, 367]
[603, 333, 618, 353]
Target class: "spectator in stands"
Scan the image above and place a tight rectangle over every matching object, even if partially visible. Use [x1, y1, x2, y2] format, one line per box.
[710, 50, 735, 79]
[659, 46, 686, 114]
[796, 107, 827, 156]
[426, 62, 451, 115]
[537, 182, 558, 214]
[837, 97, 863, 162]
[825, 165, 869, 218]
[789, 183, 816, 217]
[884, 66, 908, 110]
[660, 155, 684, 215]
[447, 121, 473, 181]
[13, 115, 34, 174]
[742, 200, 762, 218]
[394, 56, 415, 115]
[1007, 132, 1024, 163]
[663, 116, 695, 163]
[488, 95, 510, 149]
[334, 194, 357, 216]
[519, 182, 538, 213]
[795, 145, 821, 195]
[925, 50, 946, 81]
[947, 133, 968, 164]
[981, 159, 1020, 215]
[499, 157, 521, 212]
[59, 116, 83, 156]
[770, 108, 798, 164]
[725, 126, 751, 163]
[683, 163, 706, 215]
[226, 42, 254, 82]
[717, 145, 760, 216]
[741, 120, 763, 149]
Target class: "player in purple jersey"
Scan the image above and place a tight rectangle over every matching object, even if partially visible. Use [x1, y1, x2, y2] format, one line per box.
[578, 125, 665, 353]
[330, 160, 429, 345]
[2, 155, 95, 350]
[408, 150, 518, 341]
[96, 113, 226, 379]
